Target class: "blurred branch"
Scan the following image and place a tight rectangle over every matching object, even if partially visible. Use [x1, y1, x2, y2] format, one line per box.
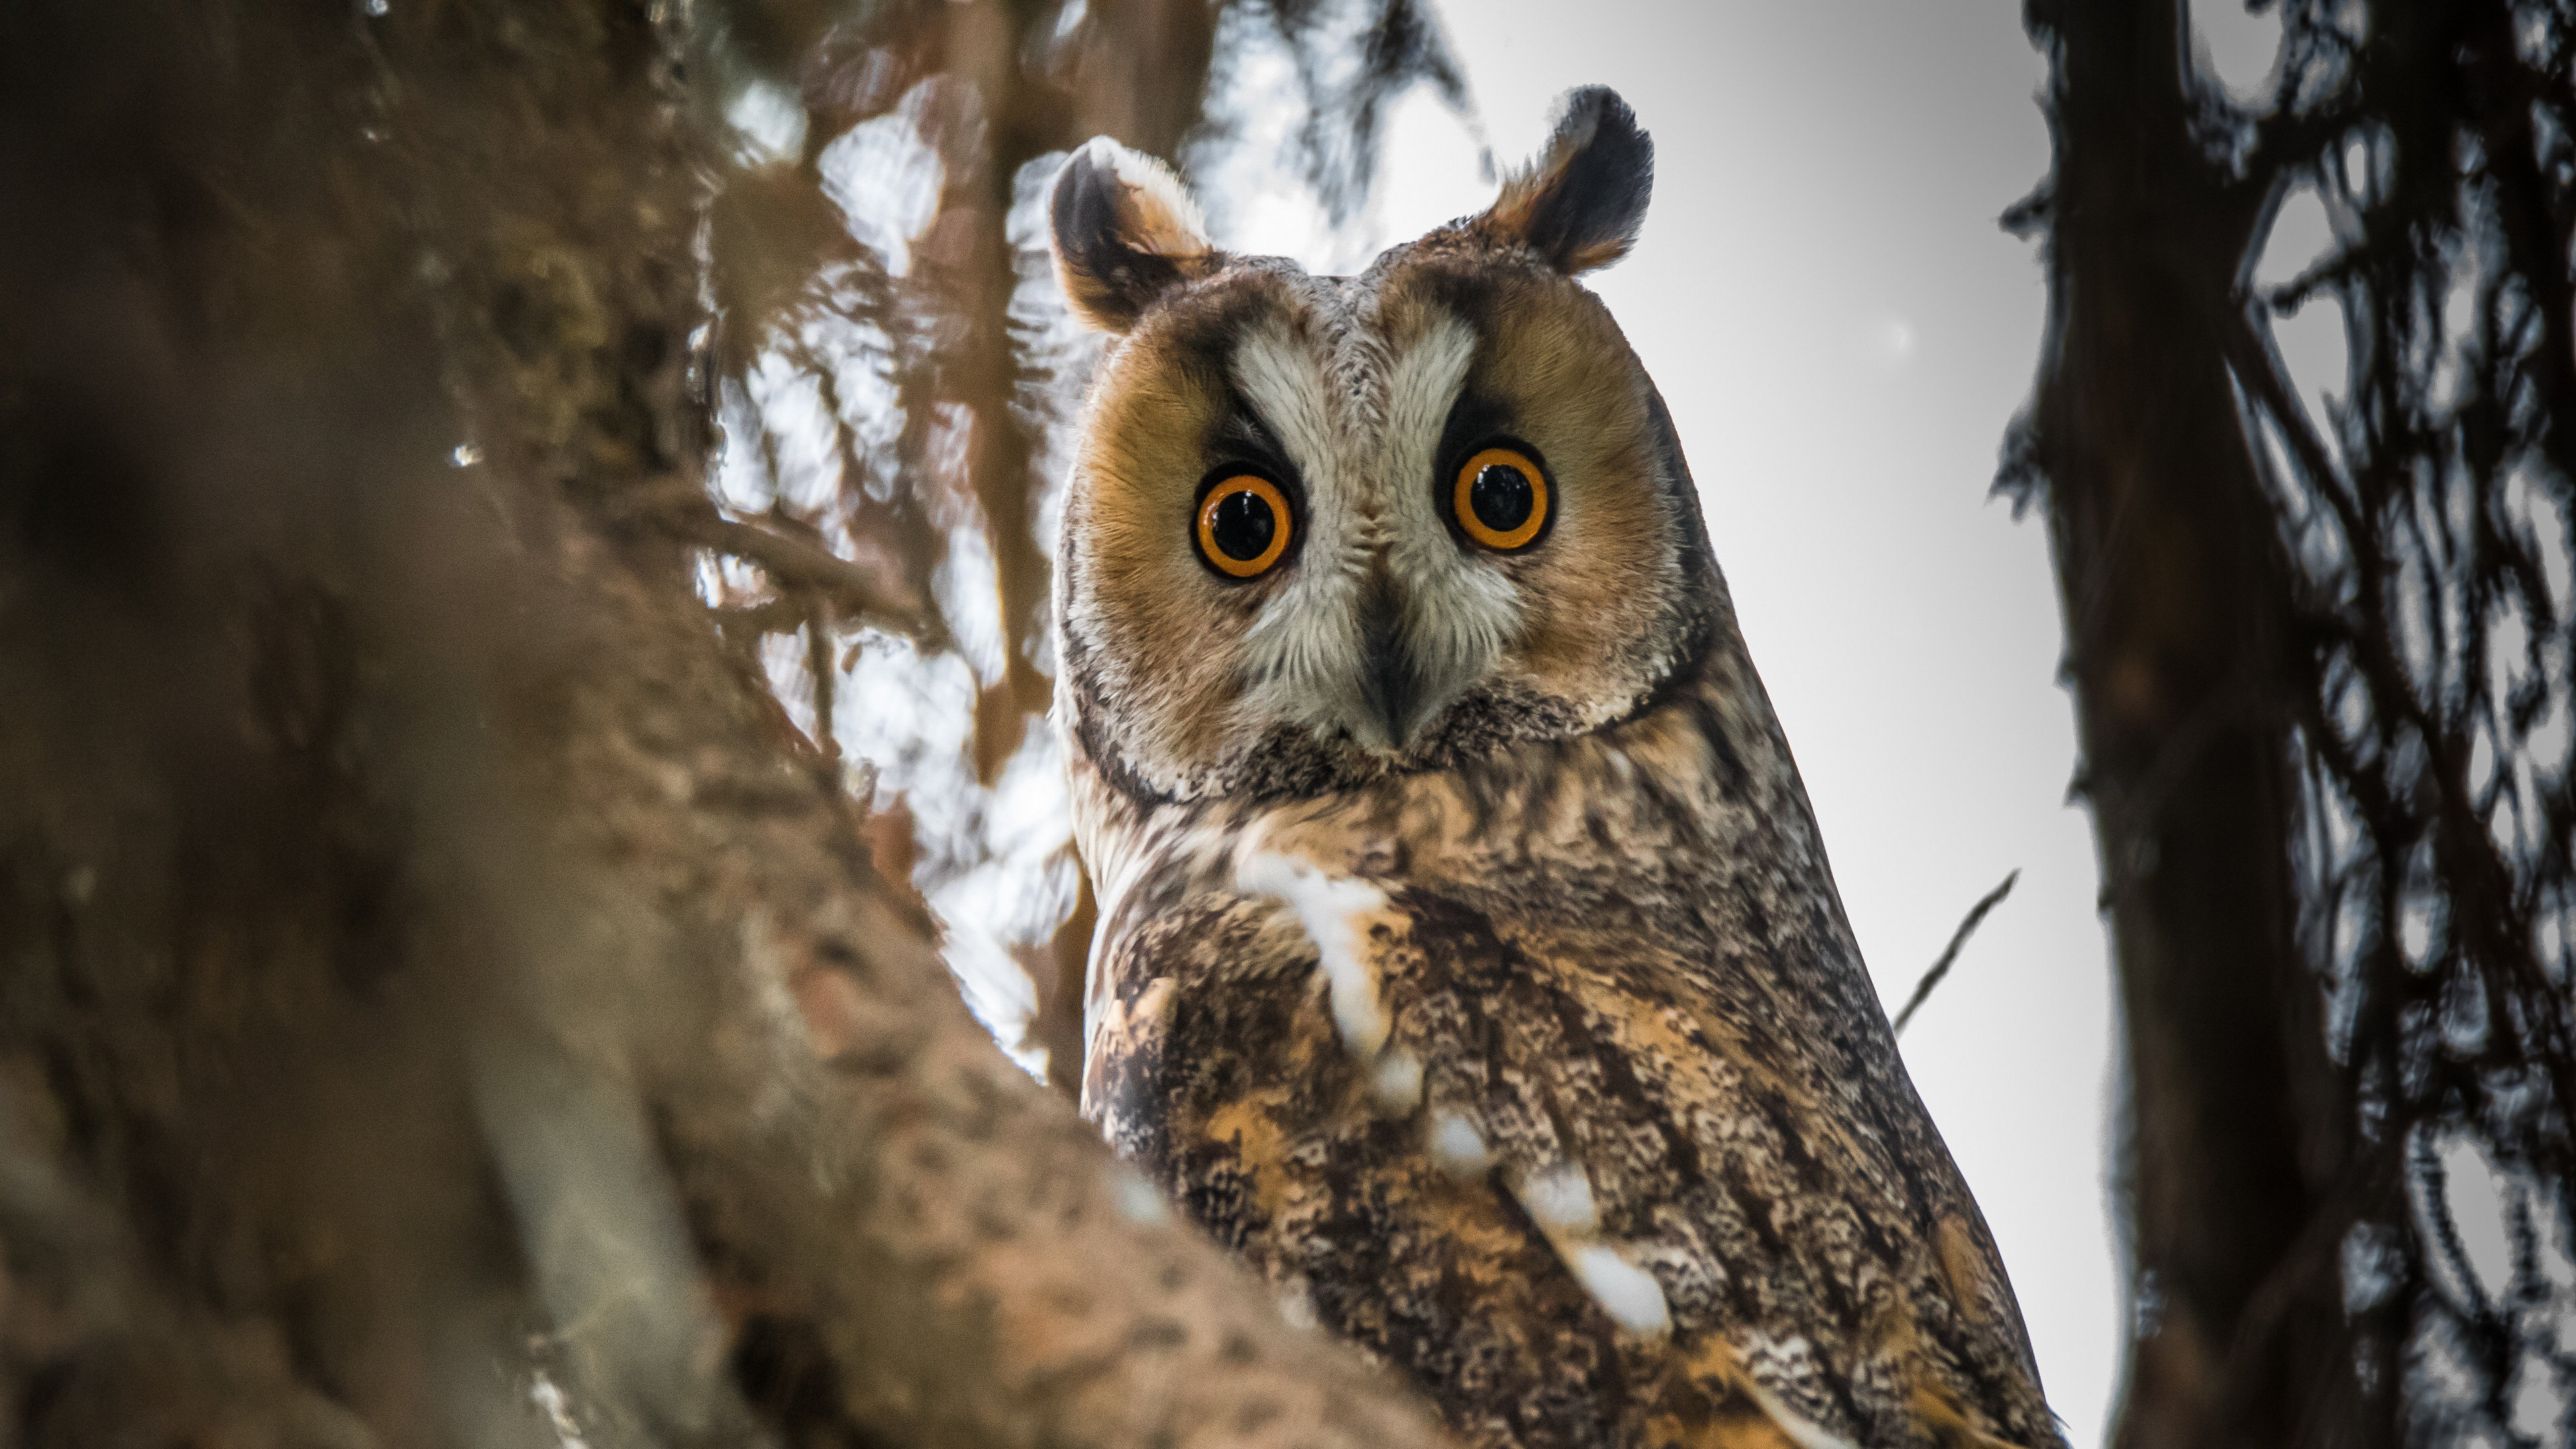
[0, 1, 1459, 1443]
[696, 510, 943, 645]
[598, 472, 942, 643]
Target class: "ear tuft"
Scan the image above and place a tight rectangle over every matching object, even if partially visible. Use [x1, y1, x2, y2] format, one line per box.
[1474, 87, 1653, 275]
[1049, 138, 1217, 333]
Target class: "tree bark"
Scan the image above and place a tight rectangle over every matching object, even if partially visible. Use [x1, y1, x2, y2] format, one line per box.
[0, 3, 1452, 1445]
[2014, 1, 2365, 1443]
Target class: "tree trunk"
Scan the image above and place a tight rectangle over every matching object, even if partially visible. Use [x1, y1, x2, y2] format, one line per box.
[2012, 1, 2367, 1442]
[0, 3, 1452, 1445]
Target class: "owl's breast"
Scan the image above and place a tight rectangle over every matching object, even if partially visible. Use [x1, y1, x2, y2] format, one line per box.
[1073, 690, 2062, 1449]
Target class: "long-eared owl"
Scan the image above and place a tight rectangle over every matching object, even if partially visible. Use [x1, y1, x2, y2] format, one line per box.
[1045, 88, 2065, 1449]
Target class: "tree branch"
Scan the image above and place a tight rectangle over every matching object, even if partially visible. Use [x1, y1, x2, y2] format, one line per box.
[1891, 871, 2020, 1036]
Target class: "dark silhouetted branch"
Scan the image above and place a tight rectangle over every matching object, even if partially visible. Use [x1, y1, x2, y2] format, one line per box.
[1892, 870, 2020, 1036]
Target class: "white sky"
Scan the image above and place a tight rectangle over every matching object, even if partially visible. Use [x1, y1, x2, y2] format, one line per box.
[1226, 3, 2130, 1439]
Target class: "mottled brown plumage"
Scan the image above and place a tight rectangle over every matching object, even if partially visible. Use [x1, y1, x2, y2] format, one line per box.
[1047, 90, 2065, 1449]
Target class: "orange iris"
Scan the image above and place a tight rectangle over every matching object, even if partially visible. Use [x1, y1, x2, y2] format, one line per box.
[1195, 474, 1293, 578]
[1452, 445, 1549, 551]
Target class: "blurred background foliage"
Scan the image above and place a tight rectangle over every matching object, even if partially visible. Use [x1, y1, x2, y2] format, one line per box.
[682, 0, 1473, 1092]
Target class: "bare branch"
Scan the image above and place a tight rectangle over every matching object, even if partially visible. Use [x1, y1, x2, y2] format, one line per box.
[694, 512, 943, 645]
[1892, 871, 2020, 1036]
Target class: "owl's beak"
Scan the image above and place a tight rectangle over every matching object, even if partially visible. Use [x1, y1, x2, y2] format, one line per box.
[1354, 590, 1429, 754]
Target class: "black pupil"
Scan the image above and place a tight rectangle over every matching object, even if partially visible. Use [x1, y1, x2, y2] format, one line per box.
[1470, 462, 1535, 534]
[1210, 488, 1277, 562]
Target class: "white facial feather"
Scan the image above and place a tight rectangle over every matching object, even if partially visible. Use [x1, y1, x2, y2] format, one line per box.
[1225, 307, 1524, 753]
[1377, 314, 1518, 727]
[1229, 319, 1376, 742]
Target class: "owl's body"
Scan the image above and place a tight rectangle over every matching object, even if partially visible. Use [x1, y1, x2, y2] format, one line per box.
[1049, 92, 2063, 1449]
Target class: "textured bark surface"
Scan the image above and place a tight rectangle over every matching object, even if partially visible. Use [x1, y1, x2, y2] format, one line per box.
[0, 3, 1456, 1445]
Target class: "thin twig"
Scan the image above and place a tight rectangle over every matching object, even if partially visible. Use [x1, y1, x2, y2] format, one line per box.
[1892, 870, 2021, 1036]
[806, 599, 838, 760]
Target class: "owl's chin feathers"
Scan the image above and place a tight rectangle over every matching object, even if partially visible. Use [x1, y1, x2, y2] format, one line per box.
[1268, 680, 1597, 797]
[1073, 651, 1683, 813]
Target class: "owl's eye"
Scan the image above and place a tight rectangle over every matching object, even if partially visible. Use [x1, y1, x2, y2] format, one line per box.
[1195, 474, 1293, 578]
[1452, 445, 1550, 551]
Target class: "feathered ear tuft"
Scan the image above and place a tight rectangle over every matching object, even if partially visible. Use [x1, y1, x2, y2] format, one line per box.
[1472, 87, 1653, 275]
[1049, 138, 1217, 333]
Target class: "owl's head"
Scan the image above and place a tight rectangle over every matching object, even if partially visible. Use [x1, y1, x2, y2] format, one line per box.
[1049, 88, 1719, 804]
